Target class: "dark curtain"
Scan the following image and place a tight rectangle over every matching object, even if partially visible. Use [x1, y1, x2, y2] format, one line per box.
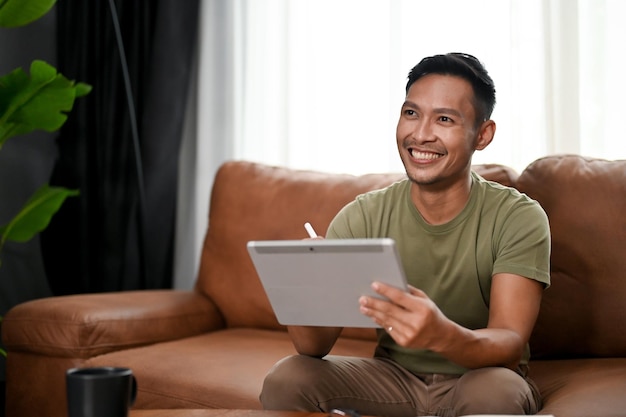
[41, 0, 200, 295]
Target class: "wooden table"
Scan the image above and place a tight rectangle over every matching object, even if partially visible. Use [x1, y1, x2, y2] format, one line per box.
[130, 410, 329, 417]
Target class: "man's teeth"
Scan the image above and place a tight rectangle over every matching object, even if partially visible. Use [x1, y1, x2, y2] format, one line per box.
[410, 150, 441, 160]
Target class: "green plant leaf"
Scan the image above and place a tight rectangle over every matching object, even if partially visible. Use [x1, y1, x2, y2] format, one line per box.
[0, 184, 79, 246]
[0, 0, 57, 28]
[0, 60, 92, 148]
[74, 82, 92, 98]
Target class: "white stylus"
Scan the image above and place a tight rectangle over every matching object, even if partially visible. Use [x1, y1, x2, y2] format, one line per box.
[304, 222, 318, 238]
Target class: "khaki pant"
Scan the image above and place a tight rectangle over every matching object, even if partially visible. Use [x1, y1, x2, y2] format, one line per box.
[260, 355, 541, 417]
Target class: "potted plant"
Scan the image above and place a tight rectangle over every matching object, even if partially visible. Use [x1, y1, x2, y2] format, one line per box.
[0, 0, 91, 356]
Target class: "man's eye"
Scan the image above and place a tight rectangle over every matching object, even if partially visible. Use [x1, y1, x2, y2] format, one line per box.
[404, 109, 416, 116]
[439, 116, 453, 123]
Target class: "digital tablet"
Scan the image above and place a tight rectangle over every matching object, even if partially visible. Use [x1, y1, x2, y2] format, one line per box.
[246, 238, 408, 328]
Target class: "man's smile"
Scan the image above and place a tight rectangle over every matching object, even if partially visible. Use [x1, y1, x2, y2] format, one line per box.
[408, 148, 444, 161]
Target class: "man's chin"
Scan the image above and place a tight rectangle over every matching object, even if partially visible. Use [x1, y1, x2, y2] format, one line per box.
[405, 170, 441, 187]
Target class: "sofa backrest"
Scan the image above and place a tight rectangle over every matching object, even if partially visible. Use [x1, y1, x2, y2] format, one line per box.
[196, 160, 518, 338]
[518, 155, 626, 359]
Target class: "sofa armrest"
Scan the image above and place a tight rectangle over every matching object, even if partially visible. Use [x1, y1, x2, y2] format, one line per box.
[2, 290, 225, 359]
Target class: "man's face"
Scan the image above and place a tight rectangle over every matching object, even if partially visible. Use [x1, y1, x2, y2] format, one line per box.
[396, 74, 487, 188]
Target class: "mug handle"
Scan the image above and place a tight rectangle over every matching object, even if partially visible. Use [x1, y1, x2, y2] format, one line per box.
[129, 375, 138, 406]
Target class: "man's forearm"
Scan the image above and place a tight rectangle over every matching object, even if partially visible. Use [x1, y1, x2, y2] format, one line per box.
[432, 323, 525, 370]
[287, 325, 343, 357]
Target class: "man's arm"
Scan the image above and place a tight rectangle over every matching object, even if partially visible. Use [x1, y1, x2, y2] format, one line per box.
[286, 325, 343, 357]
[359, 272, 543, 370]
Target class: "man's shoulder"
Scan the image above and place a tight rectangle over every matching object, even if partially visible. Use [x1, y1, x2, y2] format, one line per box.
[472, 171, 548, 223]
[328, 179, 411, 238]
[354, 177, 410, 203]
[473, 171, 538, 205]
[472, 170, 519, 195]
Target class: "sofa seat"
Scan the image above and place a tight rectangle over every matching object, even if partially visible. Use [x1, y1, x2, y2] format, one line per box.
[84, 328, 377, 410]
[79, 326, 626, 416]
[84, 326, 626, 417]
[528, 358, 626, 417]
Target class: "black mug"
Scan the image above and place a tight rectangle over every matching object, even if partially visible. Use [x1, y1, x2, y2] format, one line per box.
[66, 367, 137, 417]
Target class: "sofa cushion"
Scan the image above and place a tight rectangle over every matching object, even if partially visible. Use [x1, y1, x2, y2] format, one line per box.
[517, 155, 626, 358]
[529, 358, 626, 417]
[196, 161, 406, 332]
[196, 161, 519, 333]
[85, 328, 376, 410]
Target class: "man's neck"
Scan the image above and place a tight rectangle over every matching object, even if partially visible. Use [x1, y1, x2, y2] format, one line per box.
[410, 175, 473, 225]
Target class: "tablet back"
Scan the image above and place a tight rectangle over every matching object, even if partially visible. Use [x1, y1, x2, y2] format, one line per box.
[246, 238, 407, 328]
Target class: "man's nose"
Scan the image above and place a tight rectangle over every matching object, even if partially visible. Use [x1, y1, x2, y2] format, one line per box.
[412, 120, 435, 142]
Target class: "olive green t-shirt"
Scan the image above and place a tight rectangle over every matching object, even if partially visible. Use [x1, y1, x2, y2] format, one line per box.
[326, 171, 551, 375]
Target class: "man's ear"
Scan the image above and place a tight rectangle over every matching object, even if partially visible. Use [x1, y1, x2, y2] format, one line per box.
[475, 119, 496, 151]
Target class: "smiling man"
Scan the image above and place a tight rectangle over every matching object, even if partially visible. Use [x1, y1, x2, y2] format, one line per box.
[260, 53, 551, 417]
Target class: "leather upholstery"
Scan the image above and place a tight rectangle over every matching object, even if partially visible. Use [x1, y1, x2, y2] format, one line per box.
[3, 156, 625, 417]
[518, 155, 626, 359]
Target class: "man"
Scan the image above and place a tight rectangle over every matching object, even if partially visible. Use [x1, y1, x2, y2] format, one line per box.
[260, 53, 550, 417]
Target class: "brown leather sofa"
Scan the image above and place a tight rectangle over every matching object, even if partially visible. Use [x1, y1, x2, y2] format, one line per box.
[3, 155, 626, 417]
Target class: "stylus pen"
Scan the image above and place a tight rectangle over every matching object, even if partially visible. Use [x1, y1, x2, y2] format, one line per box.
[304, 222, 318, 238]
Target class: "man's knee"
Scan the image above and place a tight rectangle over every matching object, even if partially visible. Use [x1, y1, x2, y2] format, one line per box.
[260, 355, 325, 411]
[452, 367, 539, 415]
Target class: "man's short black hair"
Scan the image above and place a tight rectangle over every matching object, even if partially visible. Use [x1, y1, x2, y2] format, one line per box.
[406, 53, 496, 126]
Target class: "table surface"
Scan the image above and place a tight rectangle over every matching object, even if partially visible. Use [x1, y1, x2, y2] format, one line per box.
[130, 410, 330, 417]
[128, 409, 538, 417]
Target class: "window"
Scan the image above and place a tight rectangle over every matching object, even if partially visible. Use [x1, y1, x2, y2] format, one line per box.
[175, 0, 626, 288]
[201, 0, 626, 175]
